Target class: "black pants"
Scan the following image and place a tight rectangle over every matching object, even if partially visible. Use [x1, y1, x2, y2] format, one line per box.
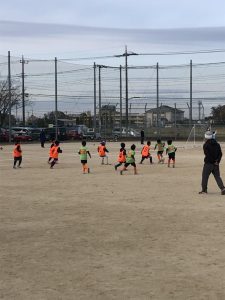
[50, 158, 58, 168]
[140, 156, 152, 164]
[141, 137, 144, 144]
[14, 156, 22, 167]
[115, 162, 123, 168]
[201, 163, 224, 192]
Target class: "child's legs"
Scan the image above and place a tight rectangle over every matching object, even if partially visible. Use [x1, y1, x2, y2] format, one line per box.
[131, 162, 137, 174]
[13, 157, 18, 167]
[18, 156, 22, 166]
[168, 153, 175, 165]
[50, 158, 58, 168]
[81, 160, 88, 172]
[140, 156, 146, 163]
[115, 162, 122, 168]
[123, 162, 129, 170]
[157, 151, 163, 161]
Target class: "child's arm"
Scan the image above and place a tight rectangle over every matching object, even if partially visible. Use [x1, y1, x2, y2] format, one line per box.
[87, 151, 91, 158]
[58, 147, 62, 153]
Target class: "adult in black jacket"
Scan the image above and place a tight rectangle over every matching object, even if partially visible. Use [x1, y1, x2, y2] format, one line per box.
[199, 131, 225, 194]
[140, 130, 145, 144]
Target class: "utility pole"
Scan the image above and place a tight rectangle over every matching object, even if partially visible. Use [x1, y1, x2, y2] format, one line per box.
[20, 55, 28, 126]
[174, 103, 177, 140]
[156, 62, 159, 131]
[144, 103, 147, 131]
[190, 59, 193, 127]
[114, 46, 138, 136]
[198, 100, 201, 121]
[55, 57, 58, 140]
[98, 65, 102, 135]
[201, 101, 205, 120]
[125, 46, 128, 135]
[119, 65, 122, 136]
[8, 51, 12, 142]
[93, 62, 97, 135]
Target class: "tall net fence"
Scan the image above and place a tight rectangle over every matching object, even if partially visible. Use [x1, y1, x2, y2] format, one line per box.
[0, 53, 225, 140]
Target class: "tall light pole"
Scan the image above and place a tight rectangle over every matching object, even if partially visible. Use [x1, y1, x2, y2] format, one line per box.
[115, 46, 138, 135]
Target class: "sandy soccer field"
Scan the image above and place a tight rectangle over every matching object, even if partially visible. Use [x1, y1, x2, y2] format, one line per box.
[1, 140, 225, 299]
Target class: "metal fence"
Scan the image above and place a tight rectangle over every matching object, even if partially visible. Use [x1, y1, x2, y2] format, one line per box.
[1, 52, 225, 140]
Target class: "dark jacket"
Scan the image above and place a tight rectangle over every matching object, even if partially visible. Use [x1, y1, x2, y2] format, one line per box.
[203, 139, 222, 164]
[40, 131, 46, 142]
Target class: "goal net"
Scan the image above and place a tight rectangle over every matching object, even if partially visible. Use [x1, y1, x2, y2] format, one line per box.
[185, 124, 208, 148]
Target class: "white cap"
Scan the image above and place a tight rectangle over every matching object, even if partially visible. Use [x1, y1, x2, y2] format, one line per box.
[204, 131, 213, 139]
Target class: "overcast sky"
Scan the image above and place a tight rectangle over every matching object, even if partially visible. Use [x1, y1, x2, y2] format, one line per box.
[1, 0, 225, 63]
[1, 0, 225, 117]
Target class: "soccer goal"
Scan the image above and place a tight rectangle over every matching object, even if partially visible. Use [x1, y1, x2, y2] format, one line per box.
[185, 124, 208, 148]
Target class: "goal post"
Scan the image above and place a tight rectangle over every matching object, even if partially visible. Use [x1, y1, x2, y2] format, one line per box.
[185, 124, 208, 148]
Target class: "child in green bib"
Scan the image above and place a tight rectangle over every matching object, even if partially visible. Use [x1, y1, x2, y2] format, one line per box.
[166, 139, 177, 168]
[120, 144, 137, 175]
[78, 140, 91, 174]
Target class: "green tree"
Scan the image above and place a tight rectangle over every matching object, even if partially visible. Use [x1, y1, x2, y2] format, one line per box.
[211, 105, 225, 123]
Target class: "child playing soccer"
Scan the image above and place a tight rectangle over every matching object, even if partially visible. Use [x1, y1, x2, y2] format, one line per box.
[140, 141, 153, 164]
[114, 142, 126, 170]
[13, 141, 22, 169]
[48, 138, 55, 164]
[97, 141, 109, 165]
[166, 139, 177, 168]
[120, 144, 137, 175]
[154, 139, 165, 163]
[78, 140, 91, 174]
[50, 140, 62, 169]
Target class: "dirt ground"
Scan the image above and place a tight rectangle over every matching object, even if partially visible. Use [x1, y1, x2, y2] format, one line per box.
[1, 140, 225, 300]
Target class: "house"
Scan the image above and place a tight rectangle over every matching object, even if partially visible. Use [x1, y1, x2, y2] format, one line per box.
[145, 105, 184, 127]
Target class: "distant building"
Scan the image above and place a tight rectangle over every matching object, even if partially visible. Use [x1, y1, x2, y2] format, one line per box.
[145, 105, 184, 127]
[58, 119, 77, 127]
[99, 105, 145, 130]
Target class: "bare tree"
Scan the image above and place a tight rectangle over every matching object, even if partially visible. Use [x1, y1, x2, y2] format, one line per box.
[0, 79, 29, 126]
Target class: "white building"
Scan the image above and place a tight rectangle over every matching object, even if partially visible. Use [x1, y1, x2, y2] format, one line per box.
[145, 105, 184, 127]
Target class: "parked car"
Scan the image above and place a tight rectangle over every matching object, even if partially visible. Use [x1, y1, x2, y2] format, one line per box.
[66, 128, 83, 140]
[45, 127, 68, 141]
[0, 128, 16, 142]
[13, 132, 33, 142]
[83, 128, 101, 140]
[112, 127, 140, 139]
[28, 128, 42, 140]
